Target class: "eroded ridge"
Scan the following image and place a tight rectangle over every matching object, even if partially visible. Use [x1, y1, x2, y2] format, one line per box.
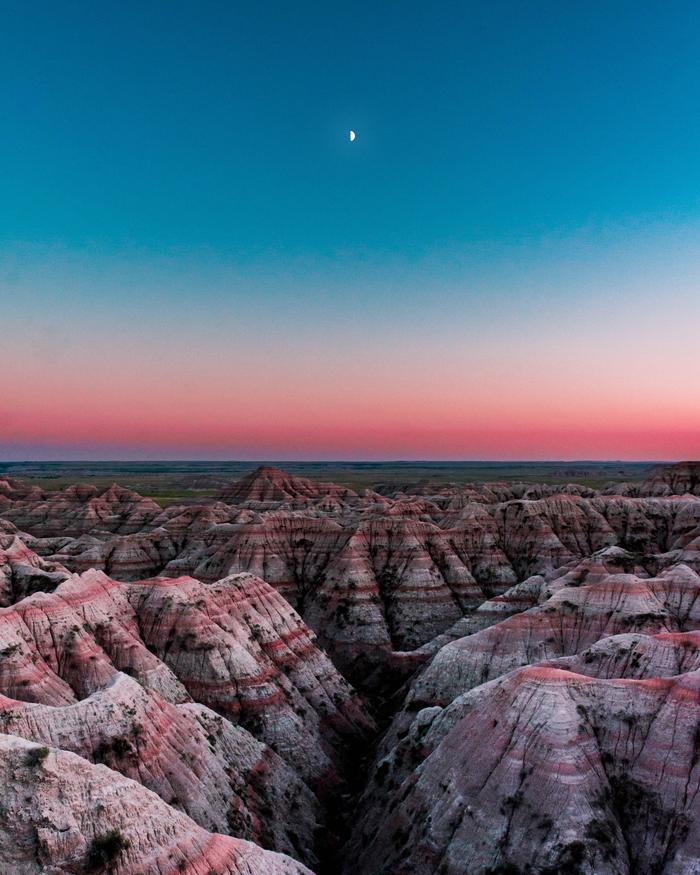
[0, 461, 699, 873]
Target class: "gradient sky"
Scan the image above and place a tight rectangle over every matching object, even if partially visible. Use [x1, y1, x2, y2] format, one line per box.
[2, 0, 700, 460]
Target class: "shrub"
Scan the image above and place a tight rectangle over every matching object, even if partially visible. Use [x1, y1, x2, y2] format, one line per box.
[25, 746, 50, 766]
[374, 760, 390, 785]
[95, 736, 132, 762]
[86, 829, 130, 870]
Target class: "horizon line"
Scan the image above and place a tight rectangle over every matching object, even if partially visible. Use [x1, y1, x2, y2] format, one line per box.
[0, 458, 677, 465]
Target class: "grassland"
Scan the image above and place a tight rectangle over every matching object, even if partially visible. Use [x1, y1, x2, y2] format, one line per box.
[0, 460, 660, 507]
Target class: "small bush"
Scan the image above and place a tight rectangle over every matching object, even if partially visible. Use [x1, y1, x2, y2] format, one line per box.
[94, 736, 132, 762]
[374, 760, 390, 785]
[111, 736, 131, 757]
[485, 864, 521, 875]
[86, 829, 130, 870]
[25, 746, 50, 766]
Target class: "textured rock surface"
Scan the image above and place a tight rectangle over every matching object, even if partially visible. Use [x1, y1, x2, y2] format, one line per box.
[0, 535, 68, 606]
[641, 461, 700, 496]
[402, 562, 700, 714]
[219, 466, 358, 507]
[0, 673, 319, 862]
[1, 462, 700, 873]
[1, 483, 162, 538]
[346, 665, 700, 875]
[0, 566, 373, 869]
[0, 733, 311, 874]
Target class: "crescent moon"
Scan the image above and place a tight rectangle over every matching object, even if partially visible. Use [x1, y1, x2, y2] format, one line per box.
[349, 130, 356, 142]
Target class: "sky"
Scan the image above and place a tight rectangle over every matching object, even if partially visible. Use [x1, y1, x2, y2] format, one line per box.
[1, 0, 699, 461]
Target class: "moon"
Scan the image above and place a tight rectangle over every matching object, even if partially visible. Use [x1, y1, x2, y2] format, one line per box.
[349, 130, 356, 142]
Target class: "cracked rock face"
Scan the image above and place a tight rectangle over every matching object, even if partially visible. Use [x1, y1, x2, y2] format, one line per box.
[1, 461, 700, 874]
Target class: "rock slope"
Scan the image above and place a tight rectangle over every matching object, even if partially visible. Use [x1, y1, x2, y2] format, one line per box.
[345, 665, 700, 874]
[0, 733, 311, 874]
[0, 566, 373, 869]
[1, 461, 700, 873]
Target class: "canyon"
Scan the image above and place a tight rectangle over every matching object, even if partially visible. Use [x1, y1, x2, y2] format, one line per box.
[0, 461, 698, 873]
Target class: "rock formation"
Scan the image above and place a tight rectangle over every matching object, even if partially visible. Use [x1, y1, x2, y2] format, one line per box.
[0, 733, 311, 873]
[1, 483, 162, 538]
[218, 466, 357, 507]
[0, 535, 68, 606]
[345, 664, 700, 874]
[0, 564, 373, 869]
[0, 672, 319, 863]
[1, 461, 699, 873]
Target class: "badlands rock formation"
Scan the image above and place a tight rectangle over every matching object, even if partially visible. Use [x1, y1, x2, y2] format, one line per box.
[0, 535, 68, 606]
[0, 461, 699, 873]
[0, 673, 319, 860]
[640, 461, 700, 496]
[219, 465, 358, 506]
[0, 733, 311, 874]
[1, 483, 162, 537]
[346, 664, 700, 874]
[7, 465, 698, 690]
[0, 563, 372, 870]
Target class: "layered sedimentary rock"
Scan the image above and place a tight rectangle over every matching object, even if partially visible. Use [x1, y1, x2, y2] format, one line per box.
[402, 562, 700, 714]
[219, 466, 357, 507]
[303, 517, 483, 682]
[49, 527, 179, 579]
[1, 483, 162, 537]
[0, 569, 371, 770]
[0, 535, 68, 606]
[4, 468, 699, 689]
[1, 462, 700, 873]
[124, 571, 372, 786]
[0, 733, 311, 874]
[158, 512, 489, 685]
[346, 665, 700, 875]
[0, 566, 372, 869]
[640, 461, 700, 497]
[0, 478, 46, 517]
[339, 475, 700, 873]
[0, 672, 319, 862]
[544, 629, 700, 679]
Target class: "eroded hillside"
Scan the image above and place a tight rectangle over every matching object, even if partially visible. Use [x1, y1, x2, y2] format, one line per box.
[0, 462, 698, 873]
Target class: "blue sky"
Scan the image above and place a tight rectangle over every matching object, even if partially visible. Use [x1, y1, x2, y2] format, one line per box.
[3, 1, 700, 258]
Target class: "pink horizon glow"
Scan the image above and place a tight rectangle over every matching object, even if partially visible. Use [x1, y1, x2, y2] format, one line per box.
[4, 343, 699, 459]
[4, 237, 699, 462]
[3, 407, 699, 461]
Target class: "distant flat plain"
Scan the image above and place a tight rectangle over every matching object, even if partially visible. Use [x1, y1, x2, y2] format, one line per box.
[0, 460, 661, 507]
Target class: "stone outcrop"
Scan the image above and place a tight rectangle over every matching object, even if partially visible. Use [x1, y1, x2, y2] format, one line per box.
[346, 665, 700, 874]
[0, 566, 373, 869]
[402, 563, 700, 713]
[218, 466, 357, 507]
[0, 672, 319, 863]
[1, 483, 162, 537]
[0, 535, 68, 606]
[0, 733, 311, 874]
[2, 464, 700, 873]
[641, 461, 700, 496]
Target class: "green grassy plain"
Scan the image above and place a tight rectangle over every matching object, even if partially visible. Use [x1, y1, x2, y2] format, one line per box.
[0, 460, 660, 507]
